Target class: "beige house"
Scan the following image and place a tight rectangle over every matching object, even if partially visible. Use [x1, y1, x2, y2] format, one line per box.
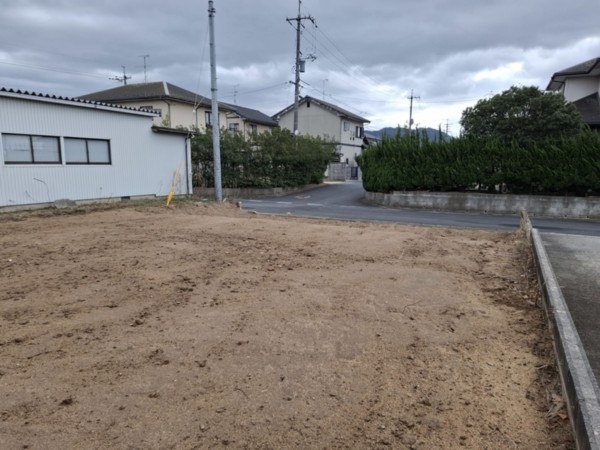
[222, 103, 278, 137]
[273, 96, 370, 167]
[547, 57, 600, 129]
[79, 82, 231, 131]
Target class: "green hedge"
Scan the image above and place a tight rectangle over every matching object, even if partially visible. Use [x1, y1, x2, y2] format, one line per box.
[192, 128, 335, 188]
[357, 130, 600, 196]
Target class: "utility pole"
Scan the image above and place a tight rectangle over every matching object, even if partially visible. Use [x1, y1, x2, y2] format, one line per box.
[407, 89, 420, 135]
[208, 0, 222, 202]
[287, 0, 315, 134]
[139, 54, 150, 83]
[109, 65, 132, 85]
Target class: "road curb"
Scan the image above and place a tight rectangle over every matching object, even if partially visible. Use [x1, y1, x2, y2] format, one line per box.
[522, 212, 600, 449]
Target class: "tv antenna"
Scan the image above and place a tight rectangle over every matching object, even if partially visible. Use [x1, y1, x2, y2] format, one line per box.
[110, 66, 132, 85]
[139, 54, 150, 83]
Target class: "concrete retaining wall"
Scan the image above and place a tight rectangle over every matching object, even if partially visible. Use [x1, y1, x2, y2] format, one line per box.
[523, 212, 600, 450]
[367, 191, 600, 219]
[193, 184, 321, 200]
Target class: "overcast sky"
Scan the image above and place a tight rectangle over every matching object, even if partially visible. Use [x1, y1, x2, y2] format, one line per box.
[1, 0, 599, 135]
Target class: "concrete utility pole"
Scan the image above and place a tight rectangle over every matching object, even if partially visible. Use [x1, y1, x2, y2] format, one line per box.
[208, 0, 222, 202]
[286, 0, 315, 134]
[407, 89, 420, 135]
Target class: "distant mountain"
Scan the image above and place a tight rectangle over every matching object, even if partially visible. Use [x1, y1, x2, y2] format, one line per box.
[366, 126, 452, 142]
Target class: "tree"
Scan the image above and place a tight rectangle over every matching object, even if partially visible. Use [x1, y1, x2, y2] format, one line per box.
[460, 86, 586, 146]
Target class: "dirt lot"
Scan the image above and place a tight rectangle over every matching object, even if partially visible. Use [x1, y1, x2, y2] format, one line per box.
[0, 202, 573, 449]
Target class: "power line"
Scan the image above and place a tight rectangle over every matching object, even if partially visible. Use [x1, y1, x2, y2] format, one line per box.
[0, 59, 109, 79]
[219, 82, 289, 99]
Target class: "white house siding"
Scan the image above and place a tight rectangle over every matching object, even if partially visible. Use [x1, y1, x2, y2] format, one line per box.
[0, 95, 190, 208]
[563, 77, 600, 102]
[338, 118, 365, 167]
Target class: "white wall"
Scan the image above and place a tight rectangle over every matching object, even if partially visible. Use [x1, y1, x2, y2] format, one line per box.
[278, 102, 365, 166]
[563, 77, 600, 102]
[0, 95, 189, 208]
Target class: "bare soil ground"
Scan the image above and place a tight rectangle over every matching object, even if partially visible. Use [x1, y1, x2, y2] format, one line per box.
[0, 202, 573, 449]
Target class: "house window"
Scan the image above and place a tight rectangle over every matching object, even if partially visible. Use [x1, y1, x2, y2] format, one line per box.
[343, 121, 349, 132]
[355, 126, 364, 138]
[249, 124, 258, 135]
[65, 138, 111, 164]
[2, 134, 61, 164]
[228, 123, 239, 134]
[205, 111, 212, 127]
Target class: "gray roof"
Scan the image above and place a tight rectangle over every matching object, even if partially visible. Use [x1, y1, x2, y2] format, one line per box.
[547, 58, 600, 91]
[78, 81, 221, 109]
[573, 93, 600, 126]
[0, 87, 157, 116]
[221, 103, 278, 127]
[273, 95, 370, 124]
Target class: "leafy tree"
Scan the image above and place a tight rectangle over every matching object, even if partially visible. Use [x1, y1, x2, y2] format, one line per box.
[460, 86, 586, 146]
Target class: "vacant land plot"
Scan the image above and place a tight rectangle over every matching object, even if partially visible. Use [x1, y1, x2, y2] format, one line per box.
[0, 202, 572, 449]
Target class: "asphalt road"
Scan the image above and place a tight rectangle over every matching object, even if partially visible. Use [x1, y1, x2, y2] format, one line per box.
[241, 181, 600, 236]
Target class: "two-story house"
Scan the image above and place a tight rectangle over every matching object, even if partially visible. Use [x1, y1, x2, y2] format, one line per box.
[222, 103, 279, 137]
[547, 58, 600, 130]
[79, 82, 277, 134]
[273, 96, 370, 169]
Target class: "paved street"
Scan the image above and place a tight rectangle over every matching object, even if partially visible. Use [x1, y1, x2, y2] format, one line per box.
[241, 181, 600, 236]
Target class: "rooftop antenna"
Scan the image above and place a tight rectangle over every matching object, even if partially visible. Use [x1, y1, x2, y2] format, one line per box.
[139, 54, 150, 83]
[110, 65, 132, 85]
[233, 84, 239, 104]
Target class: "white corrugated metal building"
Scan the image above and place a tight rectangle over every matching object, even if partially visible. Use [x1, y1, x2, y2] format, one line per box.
[0, 88, 192, 209]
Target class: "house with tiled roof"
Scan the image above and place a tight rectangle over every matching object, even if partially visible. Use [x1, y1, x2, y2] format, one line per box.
[222, 103, 279, 137]
[273, 96, 370, 172]
[79, 82, 277, 134]
[79, 81, 226, 130]
[547, 58, 600, 129]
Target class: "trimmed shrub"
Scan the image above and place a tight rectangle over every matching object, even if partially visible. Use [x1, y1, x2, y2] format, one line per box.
[357, 130, 600, 196]
[192, 128, 335, 188]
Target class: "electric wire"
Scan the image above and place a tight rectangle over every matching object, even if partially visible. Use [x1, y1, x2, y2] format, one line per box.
[0, 59, 109, 80]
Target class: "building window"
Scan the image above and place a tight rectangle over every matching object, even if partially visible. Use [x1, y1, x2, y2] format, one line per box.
[2, 134, 61, 164]
[355, 126, 364, 138]
[249, 124, 258, 135]
[65, 138, 111, 164]
[343, 121, 349, 132]
[205, 111, 212, 127]
[228, 123, 239, 134]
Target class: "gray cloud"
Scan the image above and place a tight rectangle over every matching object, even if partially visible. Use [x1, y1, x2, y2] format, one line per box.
[1, 0, 599, 133]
